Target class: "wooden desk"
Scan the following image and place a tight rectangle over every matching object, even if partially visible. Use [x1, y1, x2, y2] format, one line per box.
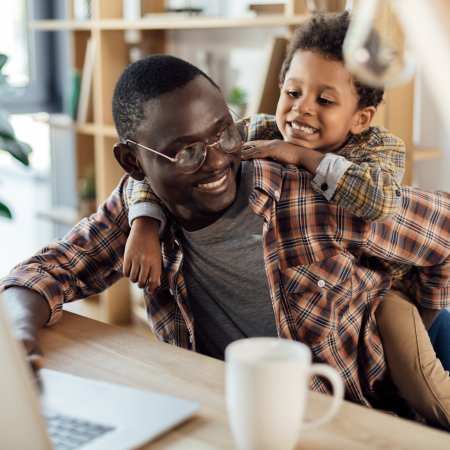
[39, 312, 450, 450]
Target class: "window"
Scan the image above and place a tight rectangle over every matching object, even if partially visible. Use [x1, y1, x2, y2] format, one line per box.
[0, 0, 29, 87]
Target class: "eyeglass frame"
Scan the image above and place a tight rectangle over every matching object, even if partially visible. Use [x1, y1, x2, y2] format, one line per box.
[125, 108, 249, 174]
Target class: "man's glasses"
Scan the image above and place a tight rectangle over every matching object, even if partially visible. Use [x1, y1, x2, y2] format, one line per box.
[126, 109, 249, 174]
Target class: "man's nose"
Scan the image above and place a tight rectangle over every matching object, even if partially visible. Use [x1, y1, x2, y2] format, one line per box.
[201, 143, 228, 172]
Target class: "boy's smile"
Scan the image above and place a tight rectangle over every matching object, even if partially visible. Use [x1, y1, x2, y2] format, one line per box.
[276, 50, 368, 153]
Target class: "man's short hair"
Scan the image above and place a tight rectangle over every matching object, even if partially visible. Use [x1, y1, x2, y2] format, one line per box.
[112, 54, 220, 143]
[279, 11, 384, 110]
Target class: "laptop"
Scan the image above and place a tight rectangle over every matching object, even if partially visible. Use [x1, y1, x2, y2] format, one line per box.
[0, 300, 200, 450]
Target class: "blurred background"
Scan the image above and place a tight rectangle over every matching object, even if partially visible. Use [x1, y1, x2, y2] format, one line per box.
[1, 0, 448, 334]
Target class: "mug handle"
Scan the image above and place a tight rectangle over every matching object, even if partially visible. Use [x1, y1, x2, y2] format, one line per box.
[301, 364, 344, 430]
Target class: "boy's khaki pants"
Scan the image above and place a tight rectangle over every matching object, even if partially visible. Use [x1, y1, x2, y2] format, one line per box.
[376, 280, 450, 429]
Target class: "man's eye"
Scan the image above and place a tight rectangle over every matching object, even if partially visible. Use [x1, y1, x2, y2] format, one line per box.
[287, 91, 301, 98]
[319, 97, 333, 105]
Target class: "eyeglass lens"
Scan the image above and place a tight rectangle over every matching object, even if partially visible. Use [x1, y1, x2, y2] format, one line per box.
[176, 122, 247, 174]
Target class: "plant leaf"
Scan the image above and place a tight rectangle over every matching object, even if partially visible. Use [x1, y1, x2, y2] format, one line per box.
[0, 54, 7, 71]
[0, 134, 31, 166]
[0, 108, 15, 138]
[0, 201, 12, 219]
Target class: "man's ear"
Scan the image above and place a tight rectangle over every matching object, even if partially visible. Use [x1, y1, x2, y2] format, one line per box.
[350, 106, 377, 135]
[113, 143, 146, 181]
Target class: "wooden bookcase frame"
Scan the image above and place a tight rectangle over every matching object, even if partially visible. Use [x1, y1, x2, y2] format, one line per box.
[28, 0, 440, 324]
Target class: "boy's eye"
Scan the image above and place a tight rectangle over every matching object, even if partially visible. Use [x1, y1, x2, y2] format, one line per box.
[318, 97, 334, 105]
[287, 91, 301, 98]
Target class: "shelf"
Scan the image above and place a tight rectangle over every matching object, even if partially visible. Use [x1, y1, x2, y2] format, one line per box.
[406, 147, 443, 162]
[40, 115, 118, 138]
[28, 15, 308, 31]
[37, 206, 80, 227]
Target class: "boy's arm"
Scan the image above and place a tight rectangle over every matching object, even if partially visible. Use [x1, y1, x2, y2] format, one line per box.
[126, 177, 167, 235]
[311, 127, 405, 222]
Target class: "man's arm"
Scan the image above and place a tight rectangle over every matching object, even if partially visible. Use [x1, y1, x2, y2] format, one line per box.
[0, 175, 132, 363]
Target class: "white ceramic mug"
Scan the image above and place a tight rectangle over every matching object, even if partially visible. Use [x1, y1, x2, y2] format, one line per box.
[225, 338, 344, 450]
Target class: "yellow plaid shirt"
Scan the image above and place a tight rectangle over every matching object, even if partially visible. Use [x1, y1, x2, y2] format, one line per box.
[128, 114, 409, 280]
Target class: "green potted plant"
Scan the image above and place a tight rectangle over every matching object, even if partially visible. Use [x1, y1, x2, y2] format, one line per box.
[78, 164, 97, 218]
[0, 54, 32, 219]
[227, 85, 248, 118]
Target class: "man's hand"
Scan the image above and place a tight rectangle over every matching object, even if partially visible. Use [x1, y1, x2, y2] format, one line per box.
[242, 140, 327, 175]
[17, 328, 45, 373]
[2, 287, 50, 374]
[124, 216, 162, 291]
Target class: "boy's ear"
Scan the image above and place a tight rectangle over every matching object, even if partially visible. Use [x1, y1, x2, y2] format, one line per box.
[350, 106, 377, 134]
[113, 143, 146, 181]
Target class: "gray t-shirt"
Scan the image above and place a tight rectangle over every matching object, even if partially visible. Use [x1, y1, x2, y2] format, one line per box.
[180, 161, 278, 360]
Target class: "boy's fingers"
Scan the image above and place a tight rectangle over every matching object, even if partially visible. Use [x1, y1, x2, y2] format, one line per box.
[242, 148, 271, 160]
[147, 266, 162, 292]
[137, 265, 150, 289]
[129, 264, 140, 284]
[123, 259, 131, 277]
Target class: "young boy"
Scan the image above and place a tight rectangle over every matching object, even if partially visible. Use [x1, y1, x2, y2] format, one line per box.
[123, 12, 450, 428]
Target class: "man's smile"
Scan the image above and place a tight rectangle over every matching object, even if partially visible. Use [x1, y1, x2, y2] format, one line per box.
[193, 167, 233, 195]
[197, 173, 227, 189]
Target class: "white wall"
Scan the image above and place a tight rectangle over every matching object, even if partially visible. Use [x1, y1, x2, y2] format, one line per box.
[166, 26, 287, 107]
[412, 68, 450, 191]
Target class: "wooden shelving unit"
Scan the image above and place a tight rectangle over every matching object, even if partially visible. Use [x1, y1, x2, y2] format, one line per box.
[29, 0, 441, 324]
[27, 0, 308, 325]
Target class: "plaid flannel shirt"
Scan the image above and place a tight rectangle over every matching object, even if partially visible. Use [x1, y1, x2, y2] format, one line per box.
[3, 160, 450, 421]
[129, 114, 410, 280]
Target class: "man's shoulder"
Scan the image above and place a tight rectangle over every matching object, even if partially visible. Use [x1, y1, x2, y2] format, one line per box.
[247, 114, 283, 142]
[251, 159, 314, 199]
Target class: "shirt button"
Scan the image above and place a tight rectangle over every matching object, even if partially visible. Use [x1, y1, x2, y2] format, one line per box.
[274, 190, 280, 198]
[169, 288, 173, 296]
[395, 190, 401, 197]
[321, 183, 329, 191]
[175, 240, 179, 246]
[318, 280, 326, 288]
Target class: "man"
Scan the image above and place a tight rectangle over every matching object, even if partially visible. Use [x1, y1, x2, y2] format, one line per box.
[2, 55, 450, 422]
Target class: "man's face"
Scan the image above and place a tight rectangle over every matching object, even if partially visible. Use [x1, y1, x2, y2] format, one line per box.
[276, 51, 361, 153]
[133, 76, 241, 228]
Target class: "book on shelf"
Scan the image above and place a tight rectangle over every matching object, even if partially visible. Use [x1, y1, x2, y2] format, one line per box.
[76, 37, 96, 125]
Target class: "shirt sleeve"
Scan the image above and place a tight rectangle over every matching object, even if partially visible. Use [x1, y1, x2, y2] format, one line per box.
[312, 127, 405, 223]
[0, 175, 132, 325]
[365, 185, 450, 309]
[126, 177, 166, 236]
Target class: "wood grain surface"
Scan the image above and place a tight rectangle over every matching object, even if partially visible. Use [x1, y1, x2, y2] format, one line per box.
[39, 312, 450, 449]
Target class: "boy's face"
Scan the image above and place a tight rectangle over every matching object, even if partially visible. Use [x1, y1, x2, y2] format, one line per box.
[276, 50, 364, 153]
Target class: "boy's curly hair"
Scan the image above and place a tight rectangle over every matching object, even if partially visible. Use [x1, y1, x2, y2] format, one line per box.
[279, 11, 384, 110]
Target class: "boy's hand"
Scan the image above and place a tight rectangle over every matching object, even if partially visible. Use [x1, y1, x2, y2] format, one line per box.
[242, 140, 303, 166]
[124, 217, 162, 291]
[242, 140, 327, 175]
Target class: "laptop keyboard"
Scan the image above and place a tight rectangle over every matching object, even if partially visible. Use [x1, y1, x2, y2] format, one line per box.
[43, 410, 116, 450]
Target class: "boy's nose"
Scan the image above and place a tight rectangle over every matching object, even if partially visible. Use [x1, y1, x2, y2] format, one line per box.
[293, 97, 314, 115]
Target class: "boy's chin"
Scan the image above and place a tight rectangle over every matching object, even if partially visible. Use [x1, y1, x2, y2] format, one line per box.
[283, 136, 316, 149]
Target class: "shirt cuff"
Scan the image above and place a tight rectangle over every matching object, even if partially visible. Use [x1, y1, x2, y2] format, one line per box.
[129, 203, 167, 237]
[0, 271, 65, 325]
[311, 153, 354, 201]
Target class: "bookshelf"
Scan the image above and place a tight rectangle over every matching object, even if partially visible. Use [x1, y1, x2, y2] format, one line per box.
[29, 0, 441, 324]
[26, 0, 309, 324]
